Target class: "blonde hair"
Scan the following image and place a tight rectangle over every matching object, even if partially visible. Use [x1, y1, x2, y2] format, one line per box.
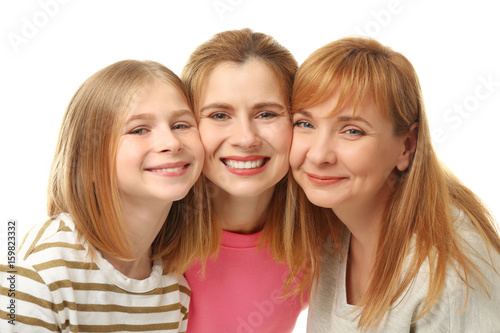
[181, 28, 309, 276]
[291, 37, 500, 328]
[48, 60, 210, 274]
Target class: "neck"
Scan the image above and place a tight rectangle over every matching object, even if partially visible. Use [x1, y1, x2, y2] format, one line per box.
[335, 203, 383, 250]
[334, 196, 388, 305]
[212, 186, 275, 234]
[333, 184, 393, 249]
[103, 198, 172, 280]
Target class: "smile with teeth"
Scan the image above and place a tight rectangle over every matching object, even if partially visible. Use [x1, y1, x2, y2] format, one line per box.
[150, 166, 184, 172]
[222, 158, 268, 169]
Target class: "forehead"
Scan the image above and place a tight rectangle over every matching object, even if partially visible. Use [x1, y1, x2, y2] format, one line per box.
[298, 91, 390, 124]
[200, 60, 286, 103]
[134, 81, 186, 105]
[208, 60, 279, 85]
[122, 82, 191, 122]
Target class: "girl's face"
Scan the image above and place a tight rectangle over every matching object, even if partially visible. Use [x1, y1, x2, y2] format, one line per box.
[116, 81, 204, 206]
[197, 60, 292, 199]
[290, 92, 411, 213]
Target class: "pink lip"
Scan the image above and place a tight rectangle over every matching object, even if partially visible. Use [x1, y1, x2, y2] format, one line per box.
[306, 173, 347, 185]
[221, 155, 268, 162]
[145, 162, 190, 177]
[147, 162, 187, 169]
[221, 155, 270, 176]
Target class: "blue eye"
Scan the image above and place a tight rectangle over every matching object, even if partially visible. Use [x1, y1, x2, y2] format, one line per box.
[130, 128, 148, 135]
[344, 128, 365, 136]
[172, 123, 190, 130]
[293, 120, 314, 129]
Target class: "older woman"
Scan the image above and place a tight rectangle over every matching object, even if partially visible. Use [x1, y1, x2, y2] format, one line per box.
[289, 37, 500, 332]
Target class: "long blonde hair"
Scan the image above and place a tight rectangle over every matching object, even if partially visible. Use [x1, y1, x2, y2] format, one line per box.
[181, 28, 308, 272]
[291, 37, 500, 328]
[48, 60, 210, 274]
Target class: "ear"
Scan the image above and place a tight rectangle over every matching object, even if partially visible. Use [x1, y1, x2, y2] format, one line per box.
[396, 122, 418, 172]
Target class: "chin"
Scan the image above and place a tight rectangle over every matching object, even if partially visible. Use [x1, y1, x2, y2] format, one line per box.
[228, 187, 270, 199]
[306, 198, 335, 209]
[300, 189, 340, 209]
[216, 182, 274, 199]
[158, 188, 192, 203]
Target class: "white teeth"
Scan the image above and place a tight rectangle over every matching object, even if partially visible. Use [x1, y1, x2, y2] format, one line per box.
[224, 159, 265, 169]
[152, 167, 183, 172]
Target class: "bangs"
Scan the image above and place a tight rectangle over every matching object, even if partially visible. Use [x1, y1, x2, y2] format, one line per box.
[292, 39, 394, 121]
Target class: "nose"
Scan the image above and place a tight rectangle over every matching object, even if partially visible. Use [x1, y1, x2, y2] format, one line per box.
[157, 128, 183, 153]
[228, 117, 261, 149]
[306, 130, 336, 166]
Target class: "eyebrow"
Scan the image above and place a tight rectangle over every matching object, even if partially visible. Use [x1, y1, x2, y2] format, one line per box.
[295, 110, 312, 118]
[125, 109, 193, 124]
[199, 103, 232, 114]
[200, 102, 286, 113]
[295, 110, 373, 128]
[253, 102, 286, 112]
[337, 115, 373, 128]
[125, 113, 156, 124]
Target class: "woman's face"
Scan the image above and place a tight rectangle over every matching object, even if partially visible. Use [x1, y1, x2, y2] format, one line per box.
[290, 92, 411, 213]
[197, 60, 292, 199]
[116, 81, 204, 206]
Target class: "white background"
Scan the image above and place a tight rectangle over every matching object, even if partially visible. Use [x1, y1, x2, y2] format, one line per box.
[1, 1, 499, 331]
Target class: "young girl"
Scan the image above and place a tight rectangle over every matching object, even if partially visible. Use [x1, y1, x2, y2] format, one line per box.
[289, 37, 500, 331]
[0, 60, 207, 332]
[181, 28, 308, 332]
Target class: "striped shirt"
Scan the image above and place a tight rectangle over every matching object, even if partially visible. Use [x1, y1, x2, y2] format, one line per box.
[0, 214, 190, 332]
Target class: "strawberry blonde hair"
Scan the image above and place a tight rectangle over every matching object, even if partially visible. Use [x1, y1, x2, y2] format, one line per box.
[48, 60, 210, 274]
[290, 37, 500, 328]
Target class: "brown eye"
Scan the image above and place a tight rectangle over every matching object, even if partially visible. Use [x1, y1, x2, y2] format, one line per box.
[209, 112, 229, 120]
[257, 112, 278, 119]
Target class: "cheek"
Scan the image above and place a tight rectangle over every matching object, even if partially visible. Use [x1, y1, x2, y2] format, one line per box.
[342, 143, 396, 182]
[190, 137, 205, 164]
[115, 140, 142, 187]
[198, 133, 217, 155]
[340, 145, 368, 170]
[117, 136, 153, 169]
[289, 136, 307, 169]
[198, 122, 221, 154]
[264, 121, 293, 154]
[116, 139, 139, 168]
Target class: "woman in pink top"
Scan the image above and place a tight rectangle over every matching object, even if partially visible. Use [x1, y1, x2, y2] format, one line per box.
[181, 28, 311, 332]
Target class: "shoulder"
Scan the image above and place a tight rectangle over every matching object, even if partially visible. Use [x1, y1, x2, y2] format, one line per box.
[18, 215, 80, 254]
[13, 215, 91, 289]
[0, 219, 65, 331]
[440, 207, 500, 303]
[18, 214, 84, 265]
[450, 208, 500, 272]
[429, 208, 500, 330]
[160, 267, 191, 299]
[439, 255, 500, 331]
[158, 269, 190, 323]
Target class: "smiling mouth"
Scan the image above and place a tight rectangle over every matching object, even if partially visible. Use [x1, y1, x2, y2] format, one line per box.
[306, 173, 347, 185]
[145, 162, 189, 174]
[221, 158, 269, 170]
[149, 166, 185, 172]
